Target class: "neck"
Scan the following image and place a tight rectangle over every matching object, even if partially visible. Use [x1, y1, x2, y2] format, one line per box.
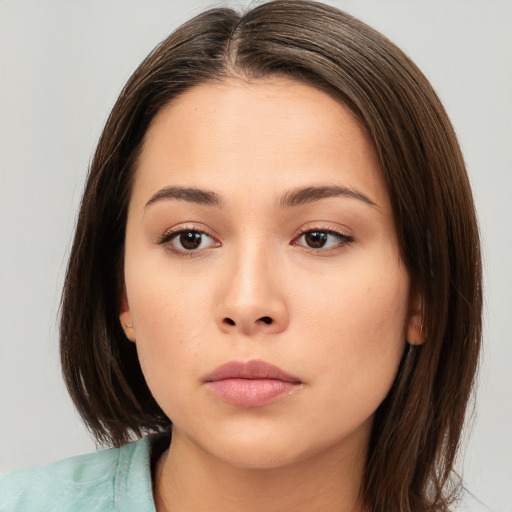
[153, 428, 367, 512]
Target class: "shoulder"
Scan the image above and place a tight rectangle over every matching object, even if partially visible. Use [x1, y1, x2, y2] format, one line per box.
[0, 436, 156, 512]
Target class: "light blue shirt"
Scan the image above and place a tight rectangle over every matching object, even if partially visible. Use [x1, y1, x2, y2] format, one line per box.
[0, 436, 158, 511]
[0, 433, 491, 511]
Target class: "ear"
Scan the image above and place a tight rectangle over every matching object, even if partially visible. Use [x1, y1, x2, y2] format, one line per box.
[406, 288, 426, 345]
[119, 285, 136, 343]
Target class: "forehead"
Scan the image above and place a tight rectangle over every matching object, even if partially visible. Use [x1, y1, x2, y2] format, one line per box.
[131, 77, 389, 212]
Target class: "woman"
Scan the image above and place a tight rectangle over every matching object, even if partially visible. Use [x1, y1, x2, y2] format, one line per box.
[0, 1, 482, 511]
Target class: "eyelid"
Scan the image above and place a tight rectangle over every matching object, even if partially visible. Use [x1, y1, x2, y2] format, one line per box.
[156, 222, 213, 241]
[156, 224, 220, 254]
[293, 222, 353, 239]
[291, 223, 354, 252]
[154, 222, 353, 255]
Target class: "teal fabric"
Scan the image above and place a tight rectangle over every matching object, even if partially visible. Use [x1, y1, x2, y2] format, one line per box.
[0, 436, 157, 511]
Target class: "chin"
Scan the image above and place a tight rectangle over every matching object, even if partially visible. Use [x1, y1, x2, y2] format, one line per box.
[214, 442, 310, 470]
[197, 421, 361, 471]
[185, 421, 310, 470]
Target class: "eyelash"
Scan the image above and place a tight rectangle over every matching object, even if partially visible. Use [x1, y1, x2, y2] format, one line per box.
[157, 225, 354, 256]
[292, 227, 354, 253]
[157, 226, 219, 256]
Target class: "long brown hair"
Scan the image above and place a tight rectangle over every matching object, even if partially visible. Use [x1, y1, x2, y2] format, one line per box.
[60, 2, 482, 510]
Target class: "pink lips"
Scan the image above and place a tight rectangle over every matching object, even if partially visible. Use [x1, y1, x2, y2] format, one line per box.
[204, 360, 302, 407]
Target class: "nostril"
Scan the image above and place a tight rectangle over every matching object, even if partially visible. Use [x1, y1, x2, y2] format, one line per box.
[259, 316, 273, 325]
[223, 318, 236, 326]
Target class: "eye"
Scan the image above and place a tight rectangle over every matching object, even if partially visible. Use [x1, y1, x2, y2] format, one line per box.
[159, 229, 219, 253]
[294, 229, 353, 250]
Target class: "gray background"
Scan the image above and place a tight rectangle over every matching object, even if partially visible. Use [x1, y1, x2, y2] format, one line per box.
[1, 1, 511, 511]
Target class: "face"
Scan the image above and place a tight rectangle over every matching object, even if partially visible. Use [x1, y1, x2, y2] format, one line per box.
[121, 78, 421, 469]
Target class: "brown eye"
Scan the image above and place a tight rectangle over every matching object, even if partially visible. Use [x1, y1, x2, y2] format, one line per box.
[179, 231, 204, 250]
[160, 229, 218, 253]
[304, 231, 328, 248]
[295, 229, 354, 251]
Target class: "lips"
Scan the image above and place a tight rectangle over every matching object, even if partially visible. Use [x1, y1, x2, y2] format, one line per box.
[204, 360, 303, 407]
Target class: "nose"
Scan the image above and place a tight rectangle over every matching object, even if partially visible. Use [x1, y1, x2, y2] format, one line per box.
[214, 245, 289, 336]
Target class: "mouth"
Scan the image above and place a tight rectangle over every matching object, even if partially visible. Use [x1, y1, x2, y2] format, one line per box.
[203, 359, 303, 408]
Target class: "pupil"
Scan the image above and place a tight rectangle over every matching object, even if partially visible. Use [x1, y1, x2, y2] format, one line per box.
[305, 231, 327, 248]
[180, 232, 202, 250]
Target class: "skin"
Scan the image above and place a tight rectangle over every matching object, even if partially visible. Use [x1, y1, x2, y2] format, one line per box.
[120, 78, 423, 512]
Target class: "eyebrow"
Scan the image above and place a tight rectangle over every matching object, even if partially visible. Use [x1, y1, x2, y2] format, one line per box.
[145, 186, 223, 208]
[145, 184, 377, 210]
[277, 185, 377, 209]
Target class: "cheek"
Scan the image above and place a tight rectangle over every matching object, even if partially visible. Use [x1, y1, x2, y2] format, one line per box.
[126, 247, 211, 336]
[288, 266, 409, 443]
[124, 258, 211, 397]
[295, 258, 409, 390]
